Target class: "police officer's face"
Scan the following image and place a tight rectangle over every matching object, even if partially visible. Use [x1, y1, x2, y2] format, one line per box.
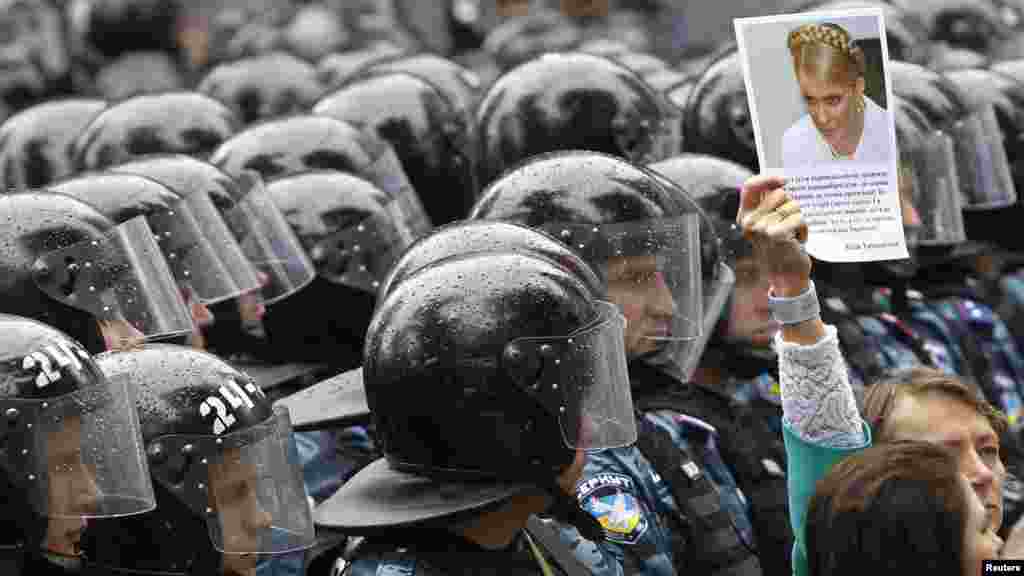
[725, 257, 777, 347]
[44, 415, 99, 557]
[797, 71, 864, 151]
[886, 393, 1005, 532]
[210, 448, 273, 576]
[604, 255, 675, 358]
[97, 319, 145, 352]
[897, 160, 923, 232]
[237, 272, 269, 327]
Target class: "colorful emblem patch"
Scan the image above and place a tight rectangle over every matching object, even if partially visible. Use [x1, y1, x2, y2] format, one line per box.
[576, 473, 649, 545]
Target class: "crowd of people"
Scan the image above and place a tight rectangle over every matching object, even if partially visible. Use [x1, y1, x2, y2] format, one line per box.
[4, 0, 1024, 575]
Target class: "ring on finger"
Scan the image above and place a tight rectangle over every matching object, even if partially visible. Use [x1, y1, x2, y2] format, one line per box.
[776, 204, 799, 219]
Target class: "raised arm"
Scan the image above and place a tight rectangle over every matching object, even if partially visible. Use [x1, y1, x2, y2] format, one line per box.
[737, 175, 863, 446]
[737, 175, 871, 576]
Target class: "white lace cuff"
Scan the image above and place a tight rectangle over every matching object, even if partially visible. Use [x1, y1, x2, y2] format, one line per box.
[776, 325, 866, 448]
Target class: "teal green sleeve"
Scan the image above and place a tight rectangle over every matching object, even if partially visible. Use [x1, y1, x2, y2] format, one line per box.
[783, 422, 872, 576]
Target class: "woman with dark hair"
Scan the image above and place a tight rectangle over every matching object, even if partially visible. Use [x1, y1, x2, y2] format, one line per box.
[806, 441, 1003, 576]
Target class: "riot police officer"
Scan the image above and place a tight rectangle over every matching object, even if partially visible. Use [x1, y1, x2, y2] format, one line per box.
[476, 51, 677, 188]
[198, 51, 326, 125]
[83, 344, 317, 576]
[210, 114, 431, 237]
[469, 150, 772, 576]
[0, 191, 194, 352]
[313, 71, 477, 224]
[0, 98, 106, 192]
[107, 154, 318, 364]
[0, 314, 159, 575]
[681, 45, 759, 173]
[314, 248, 635, 574]
[47, 171, 266, 350]
[73, 91, 241, 171]
[0, 0, 74, 120]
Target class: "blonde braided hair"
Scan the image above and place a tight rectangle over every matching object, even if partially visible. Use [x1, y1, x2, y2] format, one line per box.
[788, 22, 866, 82]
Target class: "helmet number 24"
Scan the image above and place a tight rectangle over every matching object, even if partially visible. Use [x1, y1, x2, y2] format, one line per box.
[22, 342, 90, 389]
[200, 378, 265, 435]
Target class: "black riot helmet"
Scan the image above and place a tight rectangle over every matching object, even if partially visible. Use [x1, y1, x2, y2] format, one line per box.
[211, 114, 432, 238]
[66, 0, 183, 67]
[0, 314, 157, 569]
[0, 191, 193, 352]
[469, 150, 708, 381]
[0, 0, 72, 116]
[315, 44, 407, 92]
[197, 51, 326, 125]
[944, 67, 1024, 251]
[0, 98, 106, 192]
[90, 51, 184, 101]
[891, 61, 1018, 211]
[313, 71, 476, 225]
[682, 46, 759, 172]
[477, 52, 677, 188]
[314, 250, 634, 543]
[48, 172, 267, 309]
[110, 154, 316, 307]
[254, 170, 424, 369]
[889, 0, 1012, 58]
[795, 0, 932, 64]
[377, 219, 605, 303]
[73, 91, 241, 171]
[481, 9, 582, 72]
[362, 53, 484, 127]
[84, 344, 315, 576]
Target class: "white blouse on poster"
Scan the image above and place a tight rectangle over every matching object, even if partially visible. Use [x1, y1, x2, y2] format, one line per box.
[781, 95, 891, 167]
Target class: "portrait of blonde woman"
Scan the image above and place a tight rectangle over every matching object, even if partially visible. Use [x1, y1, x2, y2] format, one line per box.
[782, 22, 891, 166]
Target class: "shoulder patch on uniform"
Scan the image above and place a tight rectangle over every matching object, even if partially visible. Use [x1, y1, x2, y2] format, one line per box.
[576, 473, 649, 545]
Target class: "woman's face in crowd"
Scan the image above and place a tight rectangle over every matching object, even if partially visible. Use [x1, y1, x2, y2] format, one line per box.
[886, 392, 1006, 532]
[963, 475, 1004, 576]
[725, 257, 778, 348]
[797, 70, 863, 151]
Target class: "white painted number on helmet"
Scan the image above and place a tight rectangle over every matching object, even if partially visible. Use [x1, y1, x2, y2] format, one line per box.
[200, 377, 263, 435]
[200, 396, 237, 436]
[22, 341, 91, 389]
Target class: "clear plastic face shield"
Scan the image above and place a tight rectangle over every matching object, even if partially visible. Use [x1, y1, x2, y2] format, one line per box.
[0, 372, 155, 518]
[505, 301, 637, 451]
[146, 191, 263, 306]
[903, 130, 968, 245]
[652, 261, 736, 383]
[308, 200, 417, 294]
[356, 135, 434, 237]
[951, 103, 1018, 210]
[33, 217, 195, 341]
[546, 214, 702, 360]
[222, 173, 317, 305]
[146, 406, 314, 555]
